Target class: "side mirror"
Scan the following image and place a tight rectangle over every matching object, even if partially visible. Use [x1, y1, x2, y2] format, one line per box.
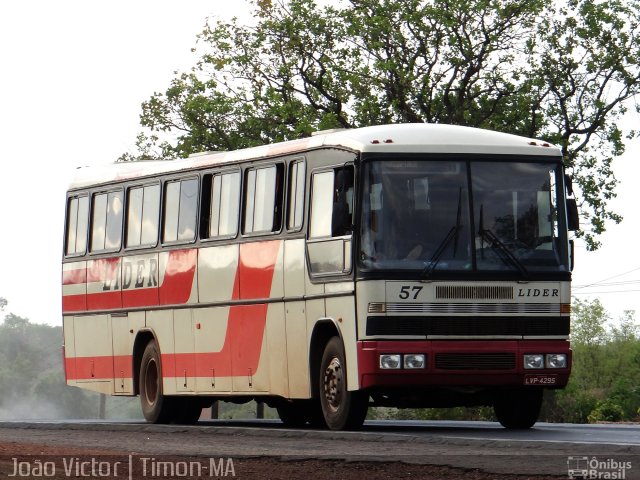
[569, 239, 575, 271]
[566, 198, 579, 231]
[564, 174, 574, 196]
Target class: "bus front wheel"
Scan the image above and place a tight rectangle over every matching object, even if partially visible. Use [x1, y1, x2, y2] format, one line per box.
[493, 388, 543, 429]
[319, 337, 368, 430]
[139, 340, 174, 423]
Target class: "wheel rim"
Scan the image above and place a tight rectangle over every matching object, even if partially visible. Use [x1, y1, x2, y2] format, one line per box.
[323, 357, 343, 412]
[144, 358, 159, 406]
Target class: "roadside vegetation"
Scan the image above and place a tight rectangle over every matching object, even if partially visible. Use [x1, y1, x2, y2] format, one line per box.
[1, 296, 637, 423]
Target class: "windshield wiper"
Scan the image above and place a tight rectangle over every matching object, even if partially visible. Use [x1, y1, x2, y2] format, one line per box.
[478, 204, 529, 278]
[421, 226, 460, 278]
[421, 188, 464, 279]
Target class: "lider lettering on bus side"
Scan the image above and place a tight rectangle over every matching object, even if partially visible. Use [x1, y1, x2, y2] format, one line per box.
[517, 288, 559, 297]
[102, 259, 159, 291]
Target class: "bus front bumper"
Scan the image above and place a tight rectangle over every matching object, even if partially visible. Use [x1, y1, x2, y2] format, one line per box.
[356, 340, 571, 389]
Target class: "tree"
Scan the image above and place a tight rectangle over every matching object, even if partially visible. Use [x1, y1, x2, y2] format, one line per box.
[122, 0, 640, 249]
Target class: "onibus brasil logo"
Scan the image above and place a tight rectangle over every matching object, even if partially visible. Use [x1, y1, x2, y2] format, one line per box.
[567, 456, 632, 479]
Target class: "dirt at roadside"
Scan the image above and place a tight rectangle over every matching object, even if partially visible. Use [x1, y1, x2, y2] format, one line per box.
[0, 441, 563, 480]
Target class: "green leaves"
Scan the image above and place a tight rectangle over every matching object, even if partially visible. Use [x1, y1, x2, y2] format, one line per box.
[126, 0, 640, 249]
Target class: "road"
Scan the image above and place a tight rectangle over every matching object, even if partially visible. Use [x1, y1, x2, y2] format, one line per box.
[0, 420, 638, 478]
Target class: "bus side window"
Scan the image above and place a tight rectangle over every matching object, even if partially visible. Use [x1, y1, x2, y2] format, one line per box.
[310, 166, 354, 239]
[307, 165, 354, 276]
[243, 164, 284, 235]
[287, 159, 306, 231]
[65, 195, 89, 256]
[202, 171, 241, 239]
[163, 178, 198, 243]
[126, 184, 160, 248]
[90, 191, 123, 253]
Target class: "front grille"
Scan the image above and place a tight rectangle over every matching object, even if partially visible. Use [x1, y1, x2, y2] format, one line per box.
[366, 315, 569, 337]
[384, 303, 560, 314]
[436, 285, 513, 300]
[435, 353, 516, 370]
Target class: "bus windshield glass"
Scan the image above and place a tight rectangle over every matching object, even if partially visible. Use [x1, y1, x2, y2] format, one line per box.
[359, 159, 568, 276]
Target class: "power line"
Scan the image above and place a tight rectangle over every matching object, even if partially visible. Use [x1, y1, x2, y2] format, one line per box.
[574, 279, 640, 288]
[573, 266, 640, 289]
[573, 289, 640, 295]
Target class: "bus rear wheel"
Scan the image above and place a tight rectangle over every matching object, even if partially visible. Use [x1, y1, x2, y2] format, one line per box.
[139, 340, 174, 423]
[493, 389, 543, 429]
[319, 337, 368, 431]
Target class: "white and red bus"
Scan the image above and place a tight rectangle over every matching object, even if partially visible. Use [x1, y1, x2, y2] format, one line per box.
[62, 124, 577, 430]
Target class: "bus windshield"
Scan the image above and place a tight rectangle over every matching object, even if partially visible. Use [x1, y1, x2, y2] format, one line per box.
[359, 159, 569, 276]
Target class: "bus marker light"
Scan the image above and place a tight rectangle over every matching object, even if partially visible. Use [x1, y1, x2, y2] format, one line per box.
[368, 302, 386, 314]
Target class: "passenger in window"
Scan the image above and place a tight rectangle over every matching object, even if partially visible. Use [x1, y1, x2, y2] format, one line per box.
[331, 168, 353, 236]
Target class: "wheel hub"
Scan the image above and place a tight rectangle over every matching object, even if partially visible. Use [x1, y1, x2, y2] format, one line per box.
[323, 357, 343, 411]
[144, 358, 159, 405]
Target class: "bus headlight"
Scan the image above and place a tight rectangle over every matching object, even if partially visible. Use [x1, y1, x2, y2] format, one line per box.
[546, 354, 567, 369]
[379, 354, 402, 369]
[524, 354, 544, 369]
[404, 354, 426, 369]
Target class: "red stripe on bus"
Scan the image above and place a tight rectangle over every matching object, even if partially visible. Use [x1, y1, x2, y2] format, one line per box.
[62, 294, 87, 312]
[62, 268, 86, 286]
[88, 290, 121, 311]
[65, 355, 133, 381]
[159, 249, 197, 305]
[122, 288, 158, 308]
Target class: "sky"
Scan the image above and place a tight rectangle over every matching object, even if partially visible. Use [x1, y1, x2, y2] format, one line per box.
[0, 1, 638, 327]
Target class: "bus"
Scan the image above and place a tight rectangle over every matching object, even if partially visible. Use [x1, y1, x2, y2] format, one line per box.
[62, 123, 577, 430]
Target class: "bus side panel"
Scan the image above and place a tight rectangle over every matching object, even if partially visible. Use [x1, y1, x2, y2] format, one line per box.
[160, 249, 198, 305]
[87, 258, 121, 310]
[194, 306, 232, 392]
[63, 315, 76, 386]
[325, 283, 358, 391]
[284, 239, 310, 398]
[123, 253, 159, 308]
[265, 243, 288, 398]
[196, 244, 238, 393]
[198, 245, 239, 302]
[174, 309, 196, 392]
[62, 261, 86, 313]
[111, 313, 137, 394]
[146, 310, 176, 395]
[71, 314, 113, 394]
[230, 241, 283, 393]
[305, 255, 326, 396]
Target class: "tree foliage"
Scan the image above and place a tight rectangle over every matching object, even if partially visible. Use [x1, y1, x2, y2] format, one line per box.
[542, 299, 640, 423]
[122, 0, 640, 249]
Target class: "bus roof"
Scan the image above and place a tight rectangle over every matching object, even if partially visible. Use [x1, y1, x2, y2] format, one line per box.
[68, 123, 562, 190]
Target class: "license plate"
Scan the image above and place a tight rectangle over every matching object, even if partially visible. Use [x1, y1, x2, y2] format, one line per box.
[524, 374, 558, 385]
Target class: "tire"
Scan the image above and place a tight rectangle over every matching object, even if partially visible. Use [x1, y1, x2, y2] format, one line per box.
[139, 340, 174, 423]
[318, 337, 368, 430]
[493, 389, 543, 429]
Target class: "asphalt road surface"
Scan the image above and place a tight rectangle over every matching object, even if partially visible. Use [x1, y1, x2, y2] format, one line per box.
[0, 420, 638, 478]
